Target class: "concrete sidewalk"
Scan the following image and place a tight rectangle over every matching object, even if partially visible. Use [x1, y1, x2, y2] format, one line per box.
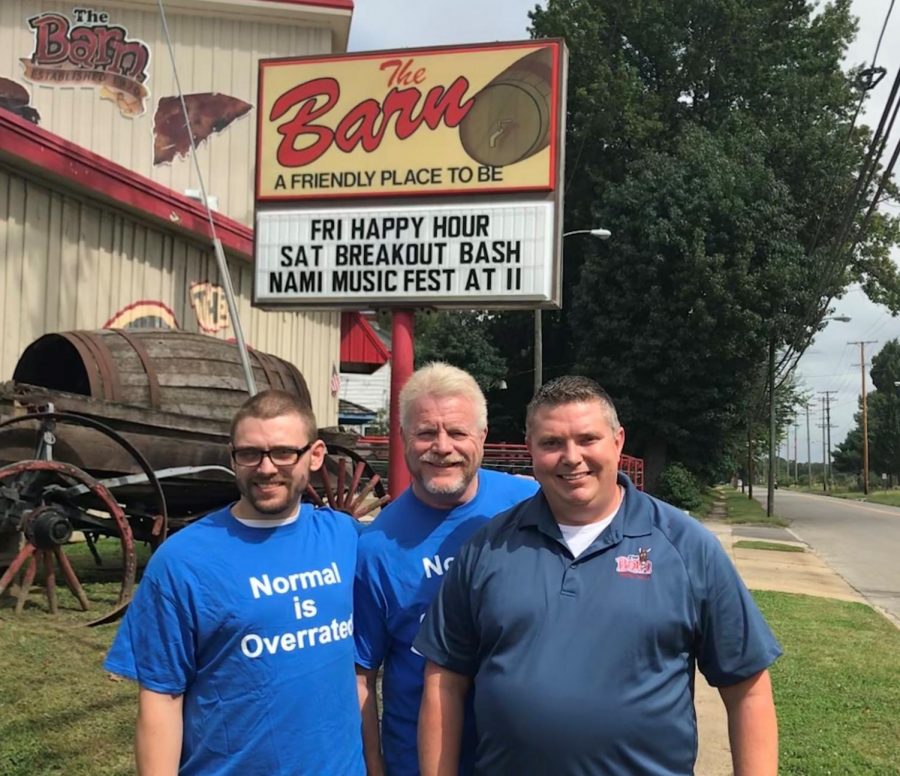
[693, 520, 868, 775]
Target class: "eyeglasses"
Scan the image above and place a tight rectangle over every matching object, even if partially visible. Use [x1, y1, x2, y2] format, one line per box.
[231, 443, 314, 468]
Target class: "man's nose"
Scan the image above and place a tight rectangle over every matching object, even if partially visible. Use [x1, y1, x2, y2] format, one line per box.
[432, 430, 454, 454]
[256, 453, 278, 474]
[560, 440, 582, 465]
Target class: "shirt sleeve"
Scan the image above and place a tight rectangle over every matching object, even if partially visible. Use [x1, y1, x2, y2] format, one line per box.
[353, 547, 390, 670]
[694, 535, 783, 687]
[412, 541, 481, 676]
[103, 561, 197, 694]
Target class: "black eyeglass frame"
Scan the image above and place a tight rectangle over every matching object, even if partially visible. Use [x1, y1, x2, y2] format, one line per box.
[230, 442, 314, 468]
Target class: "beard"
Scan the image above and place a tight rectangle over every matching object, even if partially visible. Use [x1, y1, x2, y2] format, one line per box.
[417, 452, 477, 498]
[236, 473, 301, 517]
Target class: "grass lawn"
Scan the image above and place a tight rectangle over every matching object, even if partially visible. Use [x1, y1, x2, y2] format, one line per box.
[734, 539, 804, 552]
[847, 491, 900, 508]
[3, 551, 899, 774]
[695, 487, 720, 519]
[0, 614, 135, 776]
[756, 591, 900, 775]
[709, 487, 789, 526]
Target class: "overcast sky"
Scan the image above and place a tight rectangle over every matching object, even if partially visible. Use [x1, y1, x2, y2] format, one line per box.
[347, 1, 900, 461]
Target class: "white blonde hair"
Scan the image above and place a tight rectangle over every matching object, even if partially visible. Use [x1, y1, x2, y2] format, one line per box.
[399, 362, 487, 431]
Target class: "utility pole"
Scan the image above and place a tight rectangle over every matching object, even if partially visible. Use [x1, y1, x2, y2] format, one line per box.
[820, 395, 827, 492]
[825, 392, 836, 490]
[849, 340, 877, 495]
[782, 426, 788, 484]
[794, 423, 799, 481]
[819, 391, 838, 490]
[805, 403, 813, 488]
[767, 337, 776, 516]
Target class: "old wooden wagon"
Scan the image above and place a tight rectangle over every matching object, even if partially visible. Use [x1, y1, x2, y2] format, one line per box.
[0, 329, 388, 624]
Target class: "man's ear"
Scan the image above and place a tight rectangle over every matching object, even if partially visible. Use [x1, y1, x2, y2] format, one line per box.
[615, 426, 626, 455]
[309, 439, 328, 472]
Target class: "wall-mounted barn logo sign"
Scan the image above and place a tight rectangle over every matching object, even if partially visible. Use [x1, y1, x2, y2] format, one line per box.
[257, 40, 565, 201]
[189, 282, 231, 334]
[21, 8, 151, 117]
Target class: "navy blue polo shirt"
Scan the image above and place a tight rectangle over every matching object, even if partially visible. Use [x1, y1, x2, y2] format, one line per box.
[414, 474, 781, 776]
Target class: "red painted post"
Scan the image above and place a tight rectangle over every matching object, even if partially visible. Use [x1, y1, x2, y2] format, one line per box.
[388, 310, 415, 497]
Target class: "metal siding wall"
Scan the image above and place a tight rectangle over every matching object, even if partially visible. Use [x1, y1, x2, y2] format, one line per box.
[0, 165, 340, 424]
[0, 1, 332, 227]
[340, 364, 391, 418]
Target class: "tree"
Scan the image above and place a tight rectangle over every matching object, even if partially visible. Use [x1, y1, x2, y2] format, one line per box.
[832, 424, 863, 476]
[836, 339, 900, 483]
[413, 310, 507, 394]
[513, 0, 900, 485]
[571, 124, 809, 480]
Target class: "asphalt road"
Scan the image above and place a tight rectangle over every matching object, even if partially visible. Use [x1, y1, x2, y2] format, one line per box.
[755, 489, 900, 622]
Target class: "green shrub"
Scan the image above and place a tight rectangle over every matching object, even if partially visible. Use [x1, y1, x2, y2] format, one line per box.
[654, 462, 703, 512]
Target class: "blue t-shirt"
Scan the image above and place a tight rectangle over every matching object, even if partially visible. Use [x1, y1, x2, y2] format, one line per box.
[414, 476, 783, 776]
[105, 504, 364, 776]
[354, 468, 538, 776]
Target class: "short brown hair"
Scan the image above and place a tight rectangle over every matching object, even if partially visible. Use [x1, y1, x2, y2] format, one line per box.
[230, 389, 318, 441]
[526, 376, 620, 434]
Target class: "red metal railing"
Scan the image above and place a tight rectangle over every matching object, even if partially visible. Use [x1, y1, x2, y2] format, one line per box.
[356, 436, 644, 491]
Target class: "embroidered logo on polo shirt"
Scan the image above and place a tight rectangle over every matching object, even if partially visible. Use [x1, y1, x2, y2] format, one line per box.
[615, 547, 653, 578]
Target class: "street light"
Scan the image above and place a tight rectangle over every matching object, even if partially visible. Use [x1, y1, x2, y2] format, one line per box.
[534, 228, 611, 392]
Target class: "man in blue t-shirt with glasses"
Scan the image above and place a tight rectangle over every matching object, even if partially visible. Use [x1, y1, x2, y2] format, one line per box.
[105, 390, 364, 775]
[354, 363, 537, 776]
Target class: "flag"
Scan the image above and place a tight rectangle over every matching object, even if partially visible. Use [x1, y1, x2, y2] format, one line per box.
[330, 364, 341, 397]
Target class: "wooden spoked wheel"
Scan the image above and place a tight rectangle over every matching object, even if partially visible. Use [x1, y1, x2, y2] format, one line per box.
[305, 445, 390, 521]
[0, 459, 136, 625]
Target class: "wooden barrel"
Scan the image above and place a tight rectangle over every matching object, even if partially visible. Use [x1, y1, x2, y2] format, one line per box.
[12, 329, 311, 425]
[459, 46, 554, 168]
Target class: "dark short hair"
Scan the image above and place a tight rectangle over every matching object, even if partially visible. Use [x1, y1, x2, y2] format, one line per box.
[230, 389, 318, 442]
[525, 376, 620, 434]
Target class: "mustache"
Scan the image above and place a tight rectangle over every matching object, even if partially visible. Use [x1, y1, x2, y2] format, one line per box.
[250, 475, 288, 485]
[419, 452, 465, 465]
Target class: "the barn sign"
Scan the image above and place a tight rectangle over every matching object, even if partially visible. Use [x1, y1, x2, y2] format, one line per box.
[256, 40, 566, 201]
[21, 8, 151, 117]
[254, 39, 566, 310]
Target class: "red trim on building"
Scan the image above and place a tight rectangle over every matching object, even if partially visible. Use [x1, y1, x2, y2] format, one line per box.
[257, 0, 353, 9]
[0, 111, 254, 262]
[340, 312, 390, 370]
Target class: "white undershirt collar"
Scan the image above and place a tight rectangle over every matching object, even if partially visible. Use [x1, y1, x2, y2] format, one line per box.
[231, 506, 301, 528]
[557, 486, 624, 557]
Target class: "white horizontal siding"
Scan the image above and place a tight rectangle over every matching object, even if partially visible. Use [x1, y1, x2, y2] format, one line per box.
[340, 363, 391, 419]
[0, 164, 340, 423]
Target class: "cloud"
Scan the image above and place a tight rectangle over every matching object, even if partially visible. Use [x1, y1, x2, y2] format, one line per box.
[348, 0, 540, 51]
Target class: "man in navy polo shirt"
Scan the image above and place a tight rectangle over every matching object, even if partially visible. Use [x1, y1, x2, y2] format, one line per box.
[415, 376, 781, 776]
[354, 363, 538, 775]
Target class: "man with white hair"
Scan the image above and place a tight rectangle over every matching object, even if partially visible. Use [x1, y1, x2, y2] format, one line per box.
[354, 362, 537, 776]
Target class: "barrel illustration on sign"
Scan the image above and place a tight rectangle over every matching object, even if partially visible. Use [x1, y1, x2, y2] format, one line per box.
[459, 47, 553, 168]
